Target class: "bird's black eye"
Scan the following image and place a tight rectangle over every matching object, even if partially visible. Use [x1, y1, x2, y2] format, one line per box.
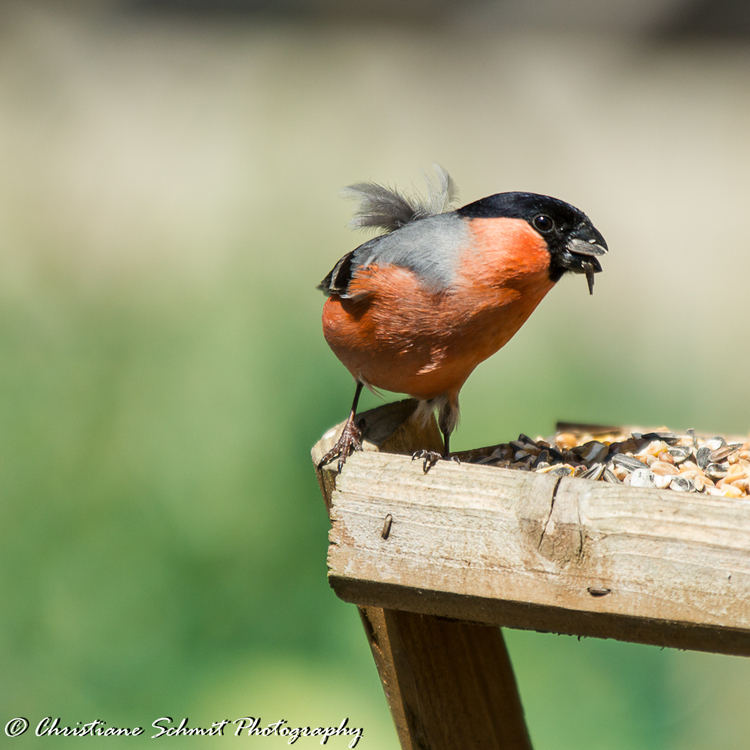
[533, 214, 554, 233]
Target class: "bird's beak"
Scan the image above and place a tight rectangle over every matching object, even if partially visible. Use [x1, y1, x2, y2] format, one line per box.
[563, 223, 608, 295]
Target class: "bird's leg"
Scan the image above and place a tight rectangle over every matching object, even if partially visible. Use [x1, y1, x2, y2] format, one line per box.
[318, 382, 364, 472]
[412, 397, 460, 473]
[442, 430, 461, 465]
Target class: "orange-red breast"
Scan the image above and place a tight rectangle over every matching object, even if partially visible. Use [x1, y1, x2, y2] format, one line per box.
[318, 165, 607, 470]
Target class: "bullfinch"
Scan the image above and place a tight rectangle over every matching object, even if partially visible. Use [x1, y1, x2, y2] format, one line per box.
[318, 165, 607, 471]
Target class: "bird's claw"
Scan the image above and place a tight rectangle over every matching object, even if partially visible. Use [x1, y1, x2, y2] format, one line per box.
[318, 418, 364, 472]
[409, 449, 440, 473]
[411, 450, 461, 473]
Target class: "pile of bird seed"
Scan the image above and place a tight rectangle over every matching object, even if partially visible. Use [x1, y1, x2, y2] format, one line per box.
[469, 428, 750, 498]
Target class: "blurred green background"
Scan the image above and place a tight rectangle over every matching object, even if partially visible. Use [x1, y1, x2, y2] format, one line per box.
[1, 1, 750, 748]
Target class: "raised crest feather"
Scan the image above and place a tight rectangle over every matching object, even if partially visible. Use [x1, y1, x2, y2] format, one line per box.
[343, 163, 458, 234]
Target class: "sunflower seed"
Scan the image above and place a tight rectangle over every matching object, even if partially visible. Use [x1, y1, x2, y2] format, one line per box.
[696, 446, 711, 470]
[580, 463, 605, 481]
[668, 446, 692, 463]
[547, 447, 565, 464]
[709, 443, 743, 463]
[612, 454, 650, 472]
[579, 441, 608, 464]
[532, 450, 549, 468]
[602, 467, 622, 484]
[669, 475, 694, 492]
[475, 448, 505, 464]
[705, 463, 728, 480]
[639, 431, 681, 444]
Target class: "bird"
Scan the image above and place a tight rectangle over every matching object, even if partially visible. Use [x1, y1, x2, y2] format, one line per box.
[317, 165, 607, 472]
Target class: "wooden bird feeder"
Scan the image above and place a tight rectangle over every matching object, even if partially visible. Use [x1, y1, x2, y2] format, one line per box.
[311, 399, 750, 749]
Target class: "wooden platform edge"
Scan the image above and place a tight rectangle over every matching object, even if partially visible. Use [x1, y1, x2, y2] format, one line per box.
[323, 425, 750, 658]
[332, 576, 750, 657]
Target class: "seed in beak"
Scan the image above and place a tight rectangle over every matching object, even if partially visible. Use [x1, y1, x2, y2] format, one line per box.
[584, 262, 596, 295]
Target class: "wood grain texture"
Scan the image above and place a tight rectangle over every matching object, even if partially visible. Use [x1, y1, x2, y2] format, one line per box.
[327, 449, 750, 656]
[358, 607, 532, 750]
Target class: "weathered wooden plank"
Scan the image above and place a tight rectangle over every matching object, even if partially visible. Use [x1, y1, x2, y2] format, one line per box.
[358, 606, 532, 750]
[327, 450, 750, 656]
[313, 399, 533, 749]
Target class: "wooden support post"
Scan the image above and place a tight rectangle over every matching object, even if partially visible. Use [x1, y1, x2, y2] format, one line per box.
[313, 400, 533, 750]
[357, 607, 532, 749]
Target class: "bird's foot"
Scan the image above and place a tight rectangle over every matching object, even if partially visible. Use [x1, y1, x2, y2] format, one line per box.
[318, 417, 364, 472]
[412, 450, 460, 474]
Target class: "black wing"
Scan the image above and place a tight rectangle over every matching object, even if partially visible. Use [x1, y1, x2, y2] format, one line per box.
[317, 237, 381, 298]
